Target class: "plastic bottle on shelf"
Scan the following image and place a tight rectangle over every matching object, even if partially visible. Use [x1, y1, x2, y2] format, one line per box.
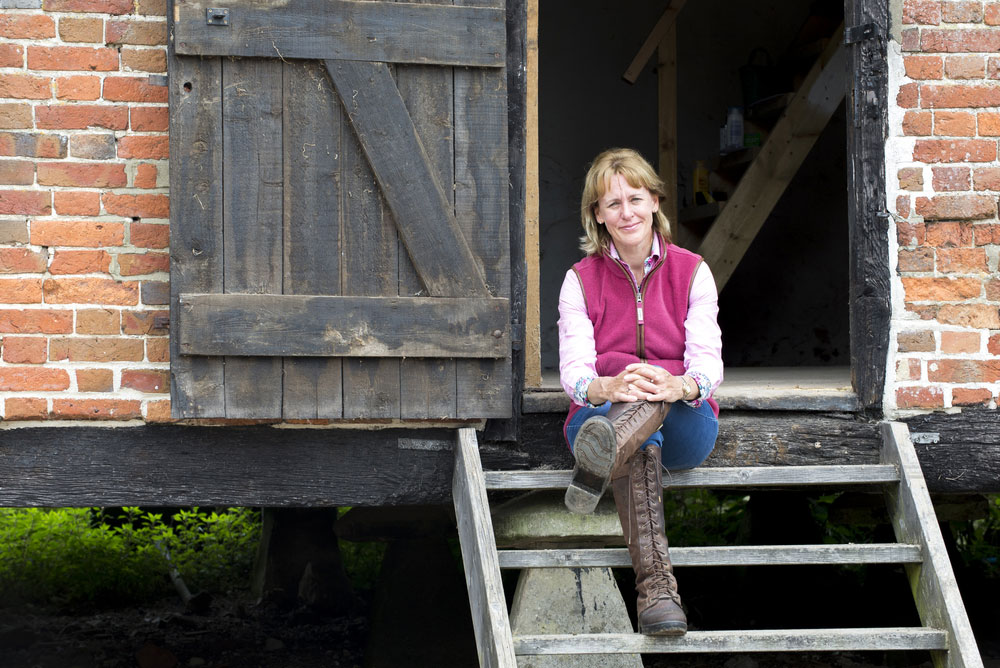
[726, 106, 744, 153]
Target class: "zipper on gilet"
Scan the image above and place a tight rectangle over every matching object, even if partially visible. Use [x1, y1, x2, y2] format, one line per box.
[613, 258, 663, 362]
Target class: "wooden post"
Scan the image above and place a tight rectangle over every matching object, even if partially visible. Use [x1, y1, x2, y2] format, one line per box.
[657, 22, 687, 248]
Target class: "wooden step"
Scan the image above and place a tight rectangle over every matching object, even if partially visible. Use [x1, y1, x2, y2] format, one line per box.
[484, 465, 899, 491]
[512, 627, 948, 655]
[497, 543, 922, 569]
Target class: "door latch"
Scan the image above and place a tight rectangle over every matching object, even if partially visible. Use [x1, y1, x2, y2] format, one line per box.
[206, 8, 230, 25]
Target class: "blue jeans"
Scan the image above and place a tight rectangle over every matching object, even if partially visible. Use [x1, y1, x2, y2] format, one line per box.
[566, 400, 718, 471]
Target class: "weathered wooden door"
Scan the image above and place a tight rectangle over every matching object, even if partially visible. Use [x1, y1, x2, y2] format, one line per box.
[168, 0, 511, 420]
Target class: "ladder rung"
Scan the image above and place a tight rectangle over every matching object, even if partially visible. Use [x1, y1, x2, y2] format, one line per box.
[498, 543, 923, 569]
[513, 628, 948, 655]
[485, 465, 899, 490]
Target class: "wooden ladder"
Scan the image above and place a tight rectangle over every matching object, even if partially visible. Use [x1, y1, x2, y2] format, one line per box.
[451, 422, 984, 668]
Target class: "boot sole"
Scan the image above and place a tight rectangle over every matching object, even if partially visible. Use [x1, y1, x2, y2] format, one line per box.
[639, 620, 687, 636]
[564, 416, 616, 514]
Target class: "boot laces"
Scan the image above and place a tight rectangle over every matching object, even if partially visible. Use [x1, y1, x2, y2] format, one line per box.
[639, 449, 678, 601]
[613, 402, 655, 440]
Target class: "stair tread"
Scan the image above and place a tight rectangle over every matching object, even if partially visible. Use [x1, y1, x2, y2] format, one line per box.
[513, 627, 948, 655]
[485, 465, 900, 490]
[498, 543, 923, 568]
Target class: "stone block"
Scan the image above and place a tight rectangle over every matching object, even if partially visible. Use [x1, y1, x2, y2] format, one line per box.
[492, 490, 624, 548]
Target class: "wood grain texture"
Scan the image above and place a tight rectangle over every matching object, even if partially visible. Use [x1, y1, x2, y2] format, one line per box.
[622, 0, 687, 84]
[881, 422, 984, 668]
[281, 60, 343, 419]
[221, 57, 283, 418]
[174, 0, 505, 67]
[452, 428, 518, 667]
[178, 294, 510, 357]
[522, 0, 541, 389]
[168, 36, 224, 418]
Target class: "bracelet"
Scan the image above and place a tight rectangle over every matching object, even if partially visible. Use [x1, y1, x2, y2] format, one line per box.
[680, 376, 693, 400]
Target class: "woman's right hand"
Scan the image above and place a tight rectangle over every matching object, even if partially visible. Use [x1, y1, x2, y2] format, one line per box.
[586, 370, 639, 405]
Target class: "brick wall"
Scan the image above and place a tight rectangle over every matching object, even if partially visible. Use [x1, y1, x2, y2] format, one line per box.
[889, 0, 1000, 412]
[0, 0, 169, 423]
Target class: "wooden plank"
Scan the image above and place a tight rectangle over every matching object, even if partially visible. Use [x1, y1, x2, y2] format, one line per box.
[697, 27, 847, 292]
[394, 1, 458, 419]
[178, 294, 510, 358]
[513, 628, 948, 655]
[846, 0, 891, 415]
[452, 428, 518, 667]
[881, 422, 984, 668]
[174, 0, 505, 67]
[281, 60, 343, 419]
[455, 0, 512, 419]
[167, 42, 224, 417]
[657, 22, 686, 248]
[484, 465, 900, 491]
[221, 57, 283, 418]
[325, 59, 490, 299]
[497, 544, 923, 569]
[523, 0, 541, 389]
[621, 0, 687, 84]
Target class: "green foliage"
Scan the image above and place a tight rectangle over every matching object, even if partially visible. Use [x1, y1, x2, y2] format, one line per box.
[951, 494, 1000, 578]
[661, 489, 749, 547]
[0, 507, 260, 608]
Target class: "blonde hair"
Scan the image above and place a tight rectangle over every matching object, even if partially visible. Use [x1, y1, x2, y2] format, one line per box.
[579, 148, 672, 256]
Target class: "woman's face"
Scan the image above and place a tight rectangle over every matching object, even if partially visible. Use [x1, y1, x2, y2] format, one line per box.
[594, 173, 659, 256]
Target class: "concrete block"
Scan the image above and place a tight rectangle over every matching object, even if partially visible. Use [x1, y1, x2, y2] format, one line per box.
[492, 490, 624, 548]
[510, 566, 642, 667]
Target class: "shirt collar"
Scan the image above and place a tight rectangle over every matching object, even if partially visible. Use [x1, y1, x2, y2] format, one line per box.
[608, 234, 661, 274]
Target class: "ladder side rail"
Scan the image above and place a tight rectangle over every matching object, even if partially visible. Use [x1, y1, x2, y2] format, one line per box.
[880, 422, 984, 668]
[453, 427, 518, 668]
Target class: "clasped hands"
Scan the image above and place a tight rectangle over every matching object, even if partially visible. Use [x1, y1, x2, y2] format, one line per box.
[587, 363, 692, 405]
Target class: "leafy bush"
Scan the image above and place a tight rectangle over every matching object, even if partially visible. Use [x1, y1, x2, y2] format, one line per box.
[952, 494, 1000, 578]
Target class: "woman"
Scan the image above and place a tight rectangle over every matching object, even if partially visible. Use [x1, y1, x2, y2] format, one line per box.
[558, 148, 722, 636]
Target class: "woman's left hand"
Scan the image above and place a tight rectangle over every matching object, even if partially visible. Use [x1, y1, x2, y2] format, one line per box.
[623, 363, 687, 403]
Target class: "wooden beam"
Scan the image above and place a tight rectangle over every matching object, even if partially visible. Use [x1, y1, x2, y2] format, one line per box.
[657, 20, 688, 249]
[622, 0, 688, 84]
[523, 0, 541, 389]
[173, 0, 505, 67]
[697, 25, 847, 291]
[178, 294, 510, 358]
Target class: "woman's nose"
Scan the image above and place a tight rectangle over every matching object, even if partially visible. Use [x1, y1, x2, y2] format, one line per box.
[620, 201, 633, 219]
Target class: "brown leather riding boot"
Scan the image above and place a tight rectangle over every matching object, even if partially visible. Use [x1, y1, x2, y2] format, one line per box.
[612, 443, 687, 636]
[607, 401, 670, 479]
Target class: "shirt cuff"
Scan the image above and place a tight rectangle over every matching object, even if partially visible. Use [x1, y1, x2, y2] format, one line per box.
[573, 375, 600, 407]
[684, 370, 714, 408]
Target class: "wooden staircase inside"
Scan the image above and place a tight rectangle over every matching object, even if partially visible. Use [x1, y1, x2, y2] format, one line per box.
[451, 422, 984, 667]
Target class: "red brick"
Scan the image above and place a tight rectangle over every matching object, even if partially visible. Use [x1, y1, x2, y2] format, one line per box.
[988, 2, 1000, 23]
[0, 160, 35, 185]
[952, 387, 993, 405]
[28, 46, 118, 72]
[146, 337, 168, 362]
[115, 135, 168, 159]
[0, 133, 67, 159]
[4, 397, 48, 420]
[898, 82, 920, 108]
[945, 54, 986, 78]
[0, 278, 42, 303]
[121, 47, 165, 73]
[937, 247, 988, 272]
[59, 17, 104, 43]
[0, 309, 72, 333]
[978, 112, 1000, 135]
[913, 138, 996, 162]
[922, 84, 1000, 108]
[905, 55, 943, 79]
[0, 104, 33, 130]
[903, 110, 933, 135]
[53, 191, 100, 216]
[134, 163, 157, 188]
[898, 167, 924, 190]
[989, 331, 1000, 354]
[896, 386, 945, 409]
[973, 166, 1000, 189]
[140, 280, 166, 305]
[0, 14, 55, 39]
[43, 0, 133, 13]
[934, 110, 976, 135]
[972, 222, 1000, 243]
[898, 330, 936, 352]
[940, 330, 982, 352]
[937, 303, 1000, 327]
[925, 221, 975, 246]
[122, 308, 167, 335]
[931, 166, 971, 191]
[0, 367, 70, 391]
[942, 0, 983, 22]
[49, 336, 143, 362]
[915, 193, 996, 220]
[118, 252, 167, 275]
[897, 357, 923, 381]
[76, 307, 119, 334]
[103, 192, 168, 218]
[0, 221, 26, 244]
[0, 190, 50, 216]
[0, 248, 47, 274]
[32, 217, 123, 250]
[44, 277, 138, 305]
[70, 133, 116, 160]
[921, 28, 1000, 51]
[51, 398, 141, 420]
[0, 44, 24, 68]
[899, 247, 935, 272]
[37, 162, 126, 188]
[904, 0, 943, 24]
[35, 105, 128, 131]
[103, 77, 167, 103]
[0, 74, 51, 100]
[2, 336, 46, 364]
[145, 399, 171, 421]
[929, 358, 1000, 382]
[903, 28, 922, 51]
[902, 276, 982, 300]
[130, 106, 167, 132]
[105, 20, 167, 46]
[130, 222, 168, 248]
[49, 250, 112, 275]
[55, 75, 101, 101]
[897, 195, 911, 219]
[76, 368, 112, 392]
[122, 368, 167, 393]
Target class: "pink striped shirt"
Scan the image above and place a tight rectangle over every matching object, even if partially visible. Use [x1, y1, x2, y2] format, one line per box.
[557, 236, 723, 406]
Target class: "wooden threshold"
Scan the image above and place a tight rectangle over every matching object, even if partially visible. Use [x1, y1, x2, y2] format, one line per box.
[523, 366, 855, 413]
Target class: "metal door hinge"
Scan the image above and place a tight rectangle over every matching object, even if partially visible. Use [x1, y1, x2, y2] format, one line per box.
[206, 8, 230, 25]
[844, 23, 876, 44]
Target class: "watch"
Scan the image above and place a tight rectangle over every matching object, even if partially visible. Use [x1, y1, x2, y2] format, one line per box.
[680, 376, 693, 400]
